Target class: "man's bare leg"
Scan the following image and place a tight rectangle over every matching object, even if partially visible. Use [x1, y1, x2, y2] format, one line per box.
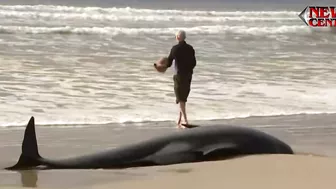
[176, 111, 182, 128]
[179, 101, 188, 127]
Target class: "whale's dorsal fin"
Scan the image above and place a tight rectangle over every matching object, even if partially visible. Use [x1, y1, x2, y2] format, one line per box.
[5, 116, 42, 170]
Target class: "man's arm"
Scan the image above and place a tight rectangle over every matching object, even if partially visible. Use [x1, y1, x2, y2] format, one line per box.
[167, 46, 176, 68]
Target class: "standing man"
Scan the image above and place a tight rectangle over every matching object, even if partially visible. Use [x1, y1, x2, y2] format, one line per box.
[166, 30, 196, 128]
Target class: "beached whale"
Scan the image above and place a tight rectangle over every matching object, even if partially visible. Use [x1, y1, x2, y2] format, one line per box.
[5, 116, 293, 170]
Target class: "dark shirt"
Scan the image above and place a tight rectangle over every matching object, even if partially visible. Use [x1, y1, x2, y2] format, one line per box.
[167, 41, 196, 75]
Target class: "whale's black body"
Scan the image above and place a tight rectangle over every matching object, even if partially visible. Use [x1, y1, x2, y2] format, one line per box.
[6, 117, 293, 170]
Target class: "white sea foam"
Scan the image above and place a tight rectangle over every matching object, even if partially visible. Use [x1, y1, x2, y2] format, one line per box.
[0, 10, 299, 23]
[0, 25, 310, 35]
[0, 5, 300, 17]
[1, 111, 335, 128]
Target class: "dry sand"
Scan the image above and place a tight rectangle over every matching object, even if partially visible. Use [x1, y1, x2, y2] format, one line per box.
[94, 154, 336, 189]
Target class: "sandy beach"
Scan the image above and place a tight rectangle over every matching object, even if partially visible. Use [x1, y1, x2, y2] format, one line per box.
[102, 154, 336, 189]
[1, 113, 336, 189]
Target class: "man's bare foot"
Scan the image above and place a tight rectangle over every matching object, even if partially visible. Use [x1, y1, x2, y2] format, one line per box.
[176, 123, 186, 129]
[178, 122, 189, 129]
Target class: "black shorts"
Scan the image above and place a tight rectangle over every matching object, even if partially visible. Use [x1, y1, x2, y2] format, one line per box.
[173, 74, 192, 104]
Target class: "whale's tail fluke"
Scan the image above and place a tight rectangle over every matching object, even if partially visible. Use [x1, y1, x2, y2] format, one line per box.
[5, 116, 41, 170]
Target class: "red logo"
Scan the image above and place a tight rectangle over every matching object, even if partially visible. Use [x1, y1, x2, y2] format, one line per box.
[299, 6, 336, 27]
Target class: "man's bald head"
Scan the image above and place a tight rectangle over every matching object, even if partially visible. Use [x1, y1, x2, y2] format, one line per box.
[176, 30, 186, 42]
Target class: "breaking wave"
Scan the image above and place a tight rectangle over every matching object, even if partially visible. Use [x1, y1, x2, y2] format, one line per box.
[0, 5, 301, 24]
[0, 25, 310, 36]
[0, 5, 300, 17]
[0, 10, 298, 22]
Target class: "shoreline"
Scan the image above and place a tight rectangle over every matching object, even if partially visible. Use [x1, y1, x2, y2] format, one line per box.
[1, 112, 335, 129]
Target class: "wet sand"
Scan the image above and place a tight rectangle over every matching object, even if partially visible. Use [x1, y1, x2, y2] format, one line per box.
[1, 113, 336, 188]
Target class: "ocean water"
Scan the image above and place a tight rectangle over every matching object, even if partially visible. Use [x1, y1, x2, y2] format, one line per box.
[0, 1, 335, 127]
